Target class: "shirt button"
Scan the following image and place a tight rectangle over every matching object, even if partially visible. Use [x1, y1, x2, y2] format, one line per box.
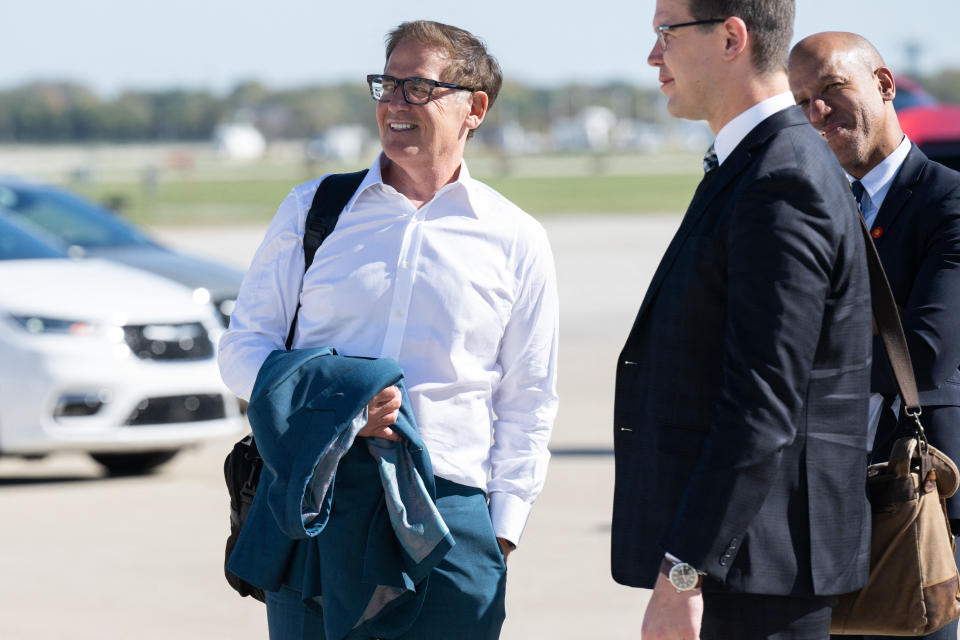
[394, 311, 403, 318]
[402, 261, 410, 269]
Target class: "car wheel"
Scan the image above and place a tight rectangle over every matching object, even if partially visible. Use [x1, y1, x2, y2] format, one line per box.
[90, 450, 180, 476]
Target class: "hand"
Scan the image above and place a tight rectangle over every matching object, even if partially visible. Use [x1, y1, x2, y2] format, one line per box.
[641, 569, 703, 640]
[357, 386, 402, 441]
[497, 537, 516, 564]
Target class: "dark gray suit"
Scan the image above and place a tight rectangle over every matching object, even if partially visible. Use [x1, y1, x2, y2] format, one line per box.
[611, 106, 873, 602]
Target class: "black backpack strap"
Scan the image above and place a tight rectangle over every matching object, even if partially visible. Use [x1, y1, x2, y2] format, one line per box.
[285, 169, 369, 349]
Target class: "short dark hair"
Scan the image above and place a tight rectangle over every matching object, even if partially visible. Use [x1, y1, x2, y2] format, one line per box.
[688, 0, 794, 73]
[385, 20, 503, 109]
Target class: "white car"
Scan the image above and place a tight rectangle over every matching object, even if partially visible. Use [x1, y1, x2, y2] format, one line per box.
[0, 214, 244, 474]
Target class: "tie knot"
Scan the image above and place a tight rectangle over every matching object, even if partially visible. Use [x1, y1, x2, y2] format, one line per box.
[703, 144, 719, 174]
[851, 180, 865, 208]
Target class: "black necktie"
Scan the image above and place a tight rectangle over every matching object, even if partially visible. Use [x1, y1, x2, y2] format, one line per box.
[703, 144, 718, 174]
[851, 180, 865, 212]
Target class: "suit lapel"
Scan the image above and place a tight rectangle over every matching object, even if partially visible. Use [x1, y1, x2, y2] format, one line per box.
[870, 146, 925, 246]
[630, 107, 809, 327]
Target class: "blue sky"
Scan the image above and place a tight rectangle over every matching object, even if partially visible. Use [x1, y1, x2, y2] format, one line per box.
[3, 0, 957, 94]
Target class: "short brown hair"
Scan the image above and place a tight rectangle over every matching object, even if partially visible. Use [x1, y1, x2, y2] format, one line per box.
[688, 0, 794, 74]
[385, 20, 503, 109]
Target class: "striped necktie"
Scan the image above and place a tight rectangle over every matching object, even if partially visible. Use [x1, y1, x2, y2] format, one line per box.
[703, 144, 719, 174]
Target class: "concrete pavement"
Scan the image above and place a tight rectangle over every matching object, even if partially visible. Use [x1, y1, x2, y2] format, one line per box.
[0, 214, 680, 639]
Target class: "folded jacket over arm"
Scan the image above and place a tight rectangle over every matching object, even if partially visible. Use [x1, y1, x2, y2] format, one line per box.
[226, 347, 453, 640]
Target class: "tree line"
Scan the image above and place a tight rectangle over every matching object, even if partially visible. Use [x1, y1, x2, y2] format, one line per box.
[0, 71, 957, 143]
[0, 80, 678, 143]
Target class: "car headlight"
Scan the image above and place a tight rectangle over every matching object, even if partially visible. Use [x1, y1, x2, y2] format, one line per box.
[8, 315, 96, 335]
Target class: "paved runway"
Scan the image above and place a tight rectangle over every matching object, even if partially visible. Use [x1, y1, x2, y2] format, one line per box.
[0, 214, 680, 639]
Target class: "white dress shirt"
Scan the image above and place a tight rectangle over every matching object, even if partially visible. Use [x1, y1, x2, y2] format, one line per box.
[219, 154, 559, 543]
[848, 136, 913, 441]
[849, 135, 912, 228]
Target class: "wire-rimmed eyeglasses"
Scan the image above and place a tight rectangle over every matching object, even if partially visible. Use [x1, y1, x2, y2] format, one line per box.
[655, 18, 726, 49]
[366, 74, 476, 105]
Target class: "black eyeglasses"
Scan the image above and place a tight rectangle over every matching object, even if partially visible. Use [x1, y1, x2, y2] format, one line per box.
[655, 18, 726, 49]
[366, 74, 476, 105]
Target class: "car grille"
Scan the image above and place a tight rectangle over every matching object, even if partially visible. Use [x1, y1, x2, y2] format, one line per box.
[123, 322, 213, 360]
[124, 394, 226, 425]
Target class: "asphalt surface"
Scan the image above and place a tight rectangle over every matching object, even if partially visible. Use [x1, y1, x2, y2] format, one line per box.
[0, 214, 681, 639]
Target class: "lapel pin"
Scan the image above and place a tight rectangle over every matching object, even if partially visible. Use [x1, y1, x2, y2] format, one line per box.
[872, 227, 884, 238]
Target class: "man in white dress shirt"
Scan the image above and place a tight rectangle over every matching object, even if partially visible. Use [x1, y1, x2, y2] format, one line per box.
[218, 19, 558, 640]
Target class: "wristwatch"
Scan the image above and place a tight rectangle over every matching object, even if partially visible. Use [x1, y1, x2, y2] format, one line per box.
[660, 557, 705, 592]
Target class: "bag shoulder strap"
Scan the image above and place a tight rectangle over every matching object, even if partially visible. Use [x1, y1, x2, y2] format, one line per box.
[859, 214, 925, 435]
[285, 169, 369, 349]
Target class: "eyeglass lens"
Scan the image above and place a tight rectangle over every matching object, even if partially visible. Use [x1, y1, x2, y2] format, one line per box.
[369, 76, 433, 104]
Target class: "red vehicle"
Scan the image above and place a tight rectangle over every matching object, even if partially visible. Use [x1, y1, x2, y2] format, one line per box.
[895, 75, 960, 171]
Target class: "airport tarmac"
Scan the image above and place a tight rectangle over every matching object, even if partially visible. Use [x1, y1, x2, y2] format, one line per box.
[0, 214, 680, 639]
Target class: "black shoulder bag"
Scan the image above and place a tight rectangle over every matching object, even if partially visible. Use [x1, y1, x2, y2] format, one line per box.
[223, 170, 368, 602]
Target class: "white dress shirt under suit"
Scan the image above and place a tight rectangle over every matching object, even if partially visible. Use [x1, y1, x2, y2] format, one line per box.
[219, 154, 559, 544]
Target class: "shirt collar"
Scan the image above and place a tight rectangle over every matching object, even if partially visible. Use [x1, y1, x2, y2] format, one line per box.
[713, 92, 796, 167]
[847, 136, 912, 210]
[345, 152, 471, 213]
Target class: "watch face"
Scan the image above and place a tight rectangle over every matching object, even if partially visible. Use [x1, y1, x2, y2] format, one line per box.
[669, 563, 700, 591]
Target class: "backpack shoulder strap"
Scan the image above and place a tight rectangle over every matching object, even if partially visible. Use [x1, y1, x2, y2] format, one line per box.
[285, 169, 369, 349]
[302, 170, 369, 271]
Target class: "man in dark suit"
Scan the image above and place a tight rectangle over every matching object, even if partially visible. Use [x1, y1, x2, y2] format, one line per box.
[789, 32, 960, 640]
[611, 2, 874, 638]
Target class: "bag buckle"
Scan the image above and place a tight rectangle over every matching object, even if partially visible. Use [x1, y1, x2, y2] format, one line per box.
[905, 405, 927, 452]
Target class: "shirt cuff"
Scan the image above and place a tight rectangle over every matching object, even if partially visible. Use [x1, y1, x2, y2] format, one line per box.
[488, 491, 531, 546]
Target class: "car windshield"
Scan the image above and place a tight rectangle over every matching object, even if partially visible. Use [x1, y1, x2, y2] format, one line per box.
[0, 216, 68, 260]
[0, 183, 156, 249]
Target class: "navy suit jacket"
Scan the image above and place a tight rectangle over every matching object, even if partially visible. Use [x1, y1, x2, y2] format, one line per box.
[867, 146, 960, 515]
[611, 106, 873, 597]
[869, 145, 960, 405]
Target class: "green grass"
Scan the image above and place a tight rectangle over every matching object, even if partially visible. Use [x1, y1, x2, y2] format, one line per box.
[485, 174, 700, 214]
[74, 179, 299, 225]
[74, 172, 699, 225]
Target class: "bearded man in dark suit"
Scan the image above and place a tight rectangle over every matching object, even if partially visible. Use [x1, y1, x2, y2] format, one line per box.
[611, 2, 874, 639]
[789, 31, 960, 640]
